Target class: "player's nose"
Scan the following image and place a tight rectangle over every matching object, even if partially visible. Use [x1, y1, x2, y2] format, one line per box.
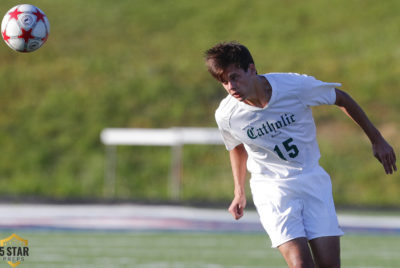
[227, 81, 236, 91]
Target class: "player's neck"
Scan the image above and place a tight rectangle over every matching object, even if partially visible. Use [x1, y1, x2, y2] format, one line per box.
[244, 75, 272, 108]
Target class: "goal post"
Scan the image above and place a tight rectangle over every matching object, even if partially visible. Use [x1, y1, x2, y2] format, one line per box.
[100, 127, 224, 200]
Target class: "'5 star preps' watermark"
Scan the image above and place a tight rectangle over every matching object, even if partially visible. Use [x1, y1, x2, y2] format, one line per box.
[0, 234, 29, 267]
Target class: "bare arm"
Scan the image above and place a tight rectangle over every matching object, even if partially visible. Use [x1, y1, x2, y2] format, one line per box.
[228, 143, 248, 220]
[335, 88, 397, 174]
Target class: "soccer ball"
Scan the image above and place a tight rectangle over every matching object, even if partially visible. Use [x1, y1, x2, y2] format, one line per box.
[1, 4, 49, 52]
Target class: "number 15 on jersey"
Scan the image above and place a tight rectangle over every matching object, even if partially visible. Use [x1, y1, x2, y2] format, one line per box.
[273, 138, 299, 161]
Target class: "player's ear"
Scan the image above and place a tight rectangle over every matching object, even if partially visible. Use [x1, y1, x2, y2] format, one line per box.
[248, 63, 257, 75]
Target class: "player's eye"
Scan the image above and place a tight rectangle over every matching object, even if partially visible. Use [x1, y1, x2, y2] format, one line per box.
[230, 74, 238, 81]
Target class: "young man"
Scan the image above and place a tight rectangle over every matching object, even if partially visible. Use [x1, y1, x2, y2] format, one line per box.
[205, 41, 397, 268]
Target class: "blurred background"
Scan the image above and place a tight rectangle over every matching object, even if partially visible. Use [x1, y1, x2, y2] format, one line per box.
[1, 0, 399, 207]
[0, 0, 400, 267]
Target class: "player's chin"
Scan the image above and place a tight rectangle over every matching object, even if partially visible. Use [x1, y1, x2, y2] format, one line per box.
[234, 95, 246, 102]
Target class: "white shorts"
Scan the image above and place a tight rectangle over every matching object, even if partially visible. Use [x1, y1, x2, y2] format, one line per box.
[250, 166, 344, 248]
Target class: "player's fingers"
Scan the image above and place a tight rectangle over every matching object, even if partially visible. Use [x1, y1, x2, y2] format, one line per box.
[228, 204, 236, 218]
[235, 204, 244, 220]
[229, 203, 240, 219]
[390, 164, 396, 173]
[379, 157, 392, 174]
[237, 209, 243, 220]
[390, 151, 397, 172]
[383, 156, 393, 174]
[383, 154, 397, 174]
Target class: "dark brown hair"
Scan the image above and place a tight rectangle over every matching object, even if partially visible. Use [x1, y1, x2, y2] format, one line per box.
[205, 41, 255, 81]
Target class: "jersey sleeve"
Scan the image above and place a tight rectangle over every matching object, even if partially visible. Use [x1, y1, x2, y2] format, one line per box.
[297, 75, 341, 107]
[218, 126, 242, 151]
[215, 109, 242, 151]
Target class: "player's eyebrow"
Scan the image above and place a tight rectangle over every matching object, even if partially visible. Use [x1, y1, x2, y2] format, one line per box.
[229, 73, 238, 79]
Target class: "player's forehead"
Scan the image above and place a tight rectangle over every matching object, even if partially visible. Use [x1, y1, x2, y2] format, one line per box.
[220, 64, 245, 81]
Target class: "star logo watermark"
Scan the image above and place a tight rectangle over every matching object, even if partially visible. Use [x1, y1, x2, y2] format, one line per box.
[0, 234, 29, 267]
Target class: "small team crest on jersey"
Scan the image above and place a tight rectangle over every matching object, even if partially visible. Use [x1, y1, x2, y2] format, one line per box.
[246, 113, 296, 140]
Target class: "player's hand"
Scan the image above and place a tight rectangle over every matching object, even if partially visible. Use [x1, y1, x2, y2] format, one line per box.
[228, 194, 246, 220]
[372, 137, 397, 174]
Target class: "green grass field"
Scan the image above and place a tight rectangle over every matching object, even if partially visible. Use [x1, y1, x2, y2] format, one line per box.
[2, 231, 399, 268]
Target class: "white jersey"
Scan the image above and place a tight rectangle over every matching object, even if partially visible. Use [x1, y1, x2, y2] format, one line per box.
[215, 73, 340, 179]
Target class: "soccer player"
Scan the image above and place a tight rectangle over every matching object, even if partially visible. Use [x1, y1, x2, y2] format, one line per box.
[205, 41, 397, 268]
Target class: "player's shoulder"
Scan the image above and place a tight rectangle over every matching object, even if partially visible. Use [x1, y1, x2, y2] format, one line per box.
[265, 72, 315, 84]
[215, 94, 238, 125]
[263, 72, 313, 96]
